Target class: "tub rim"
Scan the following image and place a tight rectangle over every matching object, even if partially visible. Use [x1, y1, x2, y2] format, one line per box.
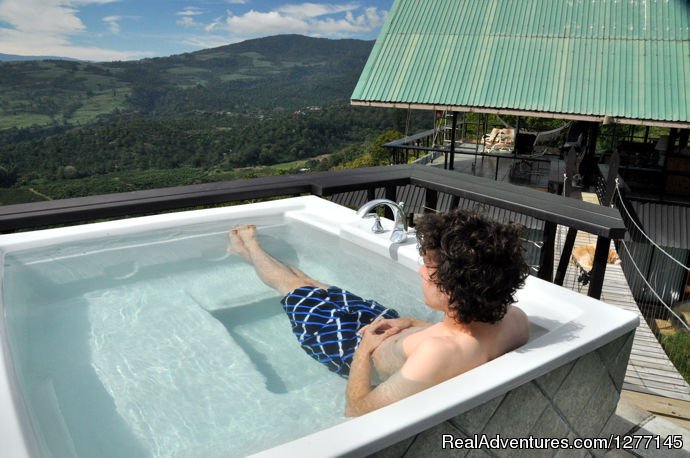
[0, 195, 639, 458]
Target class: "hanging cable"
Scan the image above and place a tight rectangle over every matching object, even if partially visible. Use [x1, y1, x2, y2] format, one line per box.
[618, 240, 690, 331]
[614, 181, 690, 271]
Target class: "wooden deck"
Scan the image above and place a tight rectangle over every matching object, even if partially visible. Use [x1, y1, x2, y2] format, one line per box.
[557, 192, 690, 403]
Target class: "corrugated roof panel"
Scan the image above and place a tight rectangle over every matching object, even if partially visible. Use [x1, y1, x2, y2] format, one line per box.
[352, 0, 690, 125]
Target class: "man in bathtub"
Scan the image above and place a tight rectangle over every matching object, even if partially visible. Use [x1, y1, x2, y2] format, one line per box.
[228, 209, 529, 417]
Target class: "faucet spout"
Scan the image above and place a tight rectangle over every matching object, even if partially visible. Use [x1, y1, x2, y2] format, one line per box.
[356, 199, 408, 243]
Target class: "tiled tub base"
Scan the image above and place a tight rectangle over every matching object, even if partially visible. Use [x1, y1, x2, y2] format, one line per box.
[374, 330, 635, 458]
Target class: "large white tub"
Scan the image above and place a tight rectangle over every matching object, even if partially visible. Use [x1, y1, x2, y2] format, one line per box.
[0, 196, 638, 457]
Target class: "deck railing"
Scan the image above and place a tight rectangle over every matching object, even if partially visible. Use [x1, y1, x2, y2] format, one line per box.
[383, 129, 553, 183]
[0, 165, 625, 299]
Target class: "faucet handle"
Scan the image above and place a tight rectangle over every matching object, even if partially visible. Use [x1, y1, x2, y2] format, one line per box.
[363, 213, 385, 233]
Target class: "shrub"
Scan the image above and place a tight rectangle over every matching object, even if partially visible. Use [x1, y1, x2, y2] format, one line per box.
[661, 331, 690, 383]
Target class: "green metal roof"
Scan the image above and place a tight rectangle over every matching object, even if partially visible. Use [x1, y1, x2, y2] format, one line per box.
[352, 0, 690, 127]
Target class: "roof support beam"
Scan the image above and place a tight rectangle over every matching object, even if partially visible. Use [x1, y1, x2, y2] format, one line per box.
[351, 101, 690, 130]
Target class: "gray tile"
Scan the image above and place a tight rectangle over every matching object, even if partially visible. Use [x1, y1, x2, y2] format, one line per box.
[596, 331, 633, 369]
[509, 405, 573, 458]
[450, 395, 505, 434]
[465, 449, 493, 458]
[404, 421, 468, 458]
[603, 450, 636, 458]
[535, 360, 576, 400]
[554, 433, 591, 458]
[369, 435, 416, 458]
[606, 333, 634, 392]
[552, 352, 607, 426]
[483, 382, 549, 458]
[598, 415, 640, 448]
[572, 375, 620, 437]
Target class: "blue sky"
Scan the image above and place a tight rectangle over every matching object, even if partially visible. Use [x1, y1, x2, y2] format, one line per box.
[0, 0, 394, 61]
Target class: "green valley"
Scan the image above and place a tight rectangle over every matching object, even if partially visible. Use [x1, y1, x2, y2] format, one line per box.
[0, 35, 417, 204]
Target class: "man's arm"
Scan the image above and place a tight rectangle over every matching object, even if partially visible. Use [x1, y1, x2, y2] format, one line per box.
[345, 327, 457, 417]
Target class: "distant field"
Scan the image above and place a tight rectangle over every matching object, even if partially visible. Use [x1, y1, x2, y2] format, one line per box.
[70, 89, 131, 123]
[0, 158, 320, 205]
[272, 154, 331, 171]
[0, 114, 57, 130]
[0, 188, 48, 205]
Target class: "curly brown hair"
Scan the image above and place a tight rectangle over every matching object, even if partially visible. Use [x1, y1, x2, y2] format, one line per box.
[415, 210, 529, 324]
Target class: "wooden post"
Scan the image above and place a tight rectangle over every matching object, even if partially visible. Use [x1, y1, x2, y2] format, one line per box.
[449, 112, 458, 171]
[424, 189, 438, 213]
[582, 122, 599, 187]
[514, 116, 521, 157]
[538, 221, 557, 282]
[565, 147, 577, 197]
[587, 236, 611, 299]
[679, 129, 689, 150]
[603, 150, 620, 206]
[554, 228, 578, 285]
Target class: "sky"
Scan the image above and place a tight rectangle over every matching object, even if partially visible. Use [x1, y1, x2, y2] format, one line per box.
[0, 0, 394, 61]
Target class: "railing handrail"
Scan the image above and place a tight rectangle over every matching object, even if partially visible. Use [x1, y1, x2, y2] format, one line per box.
[0, 165, 625, 238]
[410, 167, 625, 238]
[383, 128, 438, 148]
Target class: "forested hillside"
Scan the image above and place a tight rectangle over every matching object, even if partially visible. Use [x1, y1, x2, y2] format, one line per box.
[0, 35, 375, 127]
[1, 107, 399, 180]
[0, 35, 418, 205]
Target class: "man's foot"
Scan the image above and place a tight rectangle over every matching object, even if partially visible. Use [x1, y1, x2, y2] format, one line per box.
[227, 226, 252, 261]
[234, 224, 258, 247]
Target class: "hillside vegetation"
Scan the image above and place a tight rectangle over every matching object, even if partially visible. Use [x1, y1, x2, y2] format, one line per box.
[0, 35, 375, 128]
[0, 35, 416, 205]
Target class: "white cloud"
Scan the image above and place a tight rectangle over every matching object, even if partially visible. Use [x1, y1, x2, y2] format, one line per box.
[176, 6, 203, 17]
[178, 16, 202, 28]
[103, 15, 121, 33]
[276, 3, 358, 19]
[200, 2, 386, 41]
[0, 0, 148, 60]
[226, 0, 247, 4]
[176, 6, 205, 27]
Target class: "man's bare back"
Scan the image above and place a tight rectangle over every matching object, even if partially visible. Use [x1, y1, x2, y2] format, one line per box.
[370, 306, 528, 382]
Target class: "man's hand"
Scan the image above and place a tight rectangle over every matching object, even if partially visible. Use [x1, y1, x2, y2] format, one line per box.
[357, 316, 402, 355]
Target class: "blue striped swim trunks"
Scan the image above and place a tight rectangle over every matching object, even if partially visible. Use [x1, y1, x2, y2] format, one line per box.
[281, 286, 399, 377]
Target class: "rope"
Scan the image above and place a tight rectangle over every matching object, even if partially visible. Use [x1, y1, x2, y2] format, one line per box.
[618, 240, 690, 331]
[614, 181, 690, 271]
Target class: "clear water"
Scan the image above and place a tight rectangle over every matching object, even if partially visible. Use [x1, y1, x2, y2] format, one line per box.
[3, 217, 439, 457]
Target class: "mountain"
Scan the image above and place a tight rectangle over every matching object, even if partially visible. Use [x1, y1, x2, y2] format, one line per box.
[0, 53, 79, 62]
[0, 35, 375, 129]
[0, 34, 408, 202]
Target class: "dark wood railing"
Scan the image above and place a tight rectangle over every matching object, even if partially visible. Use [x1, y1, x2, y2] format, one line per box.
[0, 165, 625, 299]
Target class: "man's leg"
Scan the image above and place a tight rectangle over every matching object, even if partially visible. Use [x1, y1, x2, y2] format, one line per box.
[229, 225, 328, 296]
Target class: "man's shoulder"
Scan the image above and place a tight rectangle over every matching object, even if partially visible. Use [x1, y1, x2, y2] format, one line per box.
[414, 334, 464, 357]
[402, 335, 469, 382]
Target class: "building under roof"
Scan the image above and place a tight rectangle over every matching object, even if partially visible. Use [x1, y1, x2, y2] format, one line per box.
[352, 0, 690, 129]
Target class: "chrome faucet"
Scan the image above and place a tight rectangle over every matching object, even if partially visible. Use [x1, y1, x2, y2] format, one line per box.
[356, 199, 408, 243]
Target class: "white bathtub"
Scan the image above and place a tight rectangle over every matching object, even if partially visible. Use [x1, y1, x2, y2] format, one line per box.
[0, 196, 639, 457]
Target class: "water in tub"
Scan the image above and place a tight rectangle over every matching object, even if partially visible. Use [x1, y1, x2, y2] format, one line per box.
[2, 218, 441, 457]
